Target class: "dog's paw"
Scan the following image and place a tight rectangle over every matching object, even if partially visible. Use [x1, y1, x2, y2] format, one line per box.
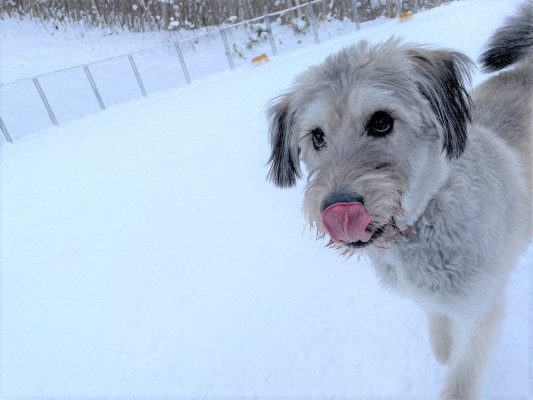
[440, 384, 478, 400]
[431, 336, 452, 365]
[428, 313, 453, 365]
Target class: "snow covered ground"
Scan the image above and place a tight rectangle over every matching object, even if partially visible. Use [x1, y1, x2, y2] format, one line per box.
[0, 6, 364, 84]
[1, 0, 531, 398]
[0, 4, 374, 141]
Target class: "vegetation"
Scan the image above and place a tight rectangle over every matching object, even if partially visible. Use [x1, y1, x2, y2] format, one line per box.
[0, 0, 445, 32]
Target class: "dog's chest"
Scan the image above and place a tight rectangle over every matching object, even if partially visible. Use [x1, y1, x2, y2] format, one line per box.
[370, 221, 479, 308]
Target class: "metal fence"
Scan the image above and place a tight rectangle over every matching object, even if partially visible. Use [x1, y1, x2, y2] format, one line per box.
[0, 0, 442, 144]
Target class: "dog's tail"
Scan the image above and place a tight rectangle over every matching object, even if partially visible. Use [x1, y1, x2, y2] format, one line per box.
[479, 0, 533, 72]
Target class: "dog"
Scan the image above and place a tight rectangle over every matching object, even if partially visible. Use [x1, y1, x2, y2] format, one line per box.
[266, 1, 532, 398]
[398, 11, 414, 22]
[252, 53, 270, 64]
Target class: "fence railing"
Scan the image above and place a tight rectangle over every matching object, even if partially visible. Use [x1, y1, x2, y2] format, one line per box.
[0, 0, 447, 144]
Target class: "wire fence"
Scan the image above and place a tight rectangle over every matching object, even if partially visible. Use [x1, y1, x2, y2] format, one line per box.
[0, 0, 446, 144]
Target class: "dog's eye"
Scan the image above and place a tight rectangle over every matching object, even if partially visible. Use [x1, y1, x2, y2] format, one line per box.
[367, 111, 394, 137]
[311, 128, 326, 150]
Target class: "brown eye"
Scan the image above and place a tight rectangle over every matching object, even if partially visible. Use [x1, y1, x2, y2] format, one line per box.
[311, 128, 326, 150]
[367, 111, 394, 137]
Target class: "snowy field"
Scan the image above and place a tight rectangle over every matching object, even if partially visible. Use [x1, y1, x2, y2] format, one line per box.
[1, 0, 532, 398]
[0, 4, 376, 141]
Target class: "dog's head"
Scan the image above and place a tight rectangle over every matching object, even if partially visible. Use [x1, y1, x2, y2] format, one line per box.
[266, 39, 473, 253]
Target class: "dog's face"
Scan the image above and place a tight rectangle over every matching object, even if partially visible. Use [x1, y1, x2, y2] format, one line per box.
[267, 39, 473, 253]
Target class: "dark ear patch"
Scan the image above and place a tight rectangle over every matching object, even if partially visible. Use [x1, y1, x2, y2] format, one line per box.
[266, 94, 302, 188]
[409, 49, 474, 159]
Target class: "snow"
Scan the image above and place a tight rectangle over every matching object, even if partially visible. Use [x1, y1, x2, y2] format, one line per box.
[1, 8, 381, 140]
[1, 0, 531, 398]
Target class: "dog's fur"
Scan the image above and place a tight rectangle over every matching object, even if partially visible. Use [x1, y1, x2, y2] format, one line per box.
[252, 53, 270, 64]
[398, 11, 414, 22]
[266, 2, 533, 398]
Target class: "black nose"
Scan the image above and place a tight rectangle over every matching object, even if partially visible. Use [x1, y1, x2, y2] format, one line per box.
[321, 192, 364, 212]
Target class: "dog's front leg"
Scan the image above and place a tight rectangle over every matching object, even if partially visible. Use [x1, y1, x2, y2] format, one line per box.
[440, 302, 505, 400]
[428, 313, 453, 365]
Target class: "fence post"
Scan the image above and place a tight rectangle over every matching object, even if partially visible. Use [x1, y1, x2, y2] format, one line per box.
[33, 77, 58, 126]
[306, 3, 320, 44]
[128, 55, 147, 97]
[264, 12, 277, 56]
[0, 116, 12, 143]
[174, 42, 191, 84]
[84, 65, 106, 110]
[352, 0, 361, 30]
[220, 28, 235, 70]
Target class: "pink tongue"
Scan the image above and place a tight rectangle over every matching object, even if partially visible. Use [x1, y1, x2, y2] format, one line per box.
[322, 202, 373, 243]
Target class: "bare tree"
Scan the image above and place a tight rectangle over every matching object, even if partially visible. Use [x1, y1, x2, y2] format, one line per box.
[0, 0, 450, 31]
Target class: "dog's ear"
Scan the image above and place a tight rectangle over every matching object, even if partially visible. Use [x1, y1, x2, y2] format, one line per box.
[266, 94, 302, 188]
[409, 49, 474, 159]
